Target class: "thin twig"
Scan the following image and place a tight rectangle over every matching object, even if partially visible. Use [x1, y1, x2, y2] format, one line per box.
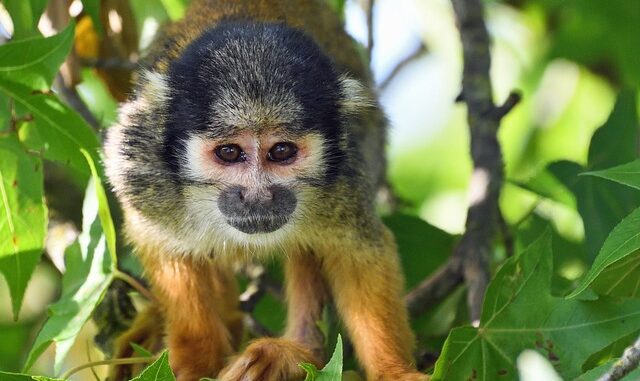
[366, 0, 375, 60]
[597, 336, 640, 381]
[113, 270, 156, 303]
[54, 74, 100, 130]
[80, 57, 138, 71]
[60, 356, 154, 380]
[378, 42, 428, 91]
[85, 340, 101, 381]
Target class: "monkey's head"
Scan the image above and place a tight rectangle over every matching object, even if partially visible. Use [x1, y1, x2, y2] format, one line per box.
[105, 22, 373, 255]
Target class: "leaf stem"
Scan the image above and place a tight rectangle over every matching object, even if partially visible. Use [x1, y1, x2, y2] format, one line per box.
[60, 356, 154, 380]
[114, 270, 156, 302]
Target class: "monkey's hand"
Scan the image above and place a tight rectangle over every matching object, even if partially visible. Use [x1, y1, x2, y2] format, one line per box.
[218, 338, 319, 381]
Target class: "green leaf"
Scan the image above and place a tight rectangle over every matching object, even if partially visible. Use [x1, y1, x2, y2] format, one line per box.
[0, 371, 63, 381]
[0, 80, 100, 174]
[383, 214, 454, 289]
[320, 335, 343, 381]
[81, 149, 117, 265]
[131, 351, 176, 381]
[301, 335, 343, 381]
[545, 0, 640, 87]
[81, 0, 104, 37]
[583, 159, 640, 191]
[549, 90, 640, 260]
[568, 207, 640, 298]
[510, 169, 577, 209]
[24, 178, 115, 373]
[0, 135, 46, 320]
[587, 90, 639, 171]
[2, 0, 48, 39]
[0, 23, 75, 89]
[384, 214, 459, 337]
[432, 231, 640, 381]
[301, 363, 320, 381]
[131, 342, 155, 358]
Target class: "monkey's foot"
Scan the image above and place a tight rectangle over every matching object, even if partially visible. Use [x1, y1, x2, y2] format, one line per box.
[109, 306, 164, 381]
[219, 338, 319, 381]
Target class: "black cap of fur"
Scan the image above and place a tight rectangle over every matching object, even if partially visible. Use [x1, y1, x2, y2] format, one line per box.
[163, 21, 346, 183]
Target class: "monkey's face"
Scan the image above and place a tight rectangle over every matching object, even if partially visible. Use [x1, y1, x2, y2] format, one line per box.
[180, 130, 327, 239]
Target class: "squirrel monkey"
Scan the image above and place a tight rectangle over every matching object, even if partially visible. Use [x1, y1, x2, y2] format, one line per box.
[104, 0, 427, 380]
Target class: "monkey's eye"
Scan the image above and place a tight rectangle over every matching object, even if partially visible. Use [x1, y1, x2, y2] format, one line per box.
[267, 142, 298, 163]
[215, 144, 245, 163]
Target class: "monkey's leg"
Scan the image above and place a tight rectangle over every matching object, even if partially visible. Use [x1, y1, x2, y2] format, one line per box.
[219, 252, 328, 381]
[323, 228, 429, 381]
[143, 255, 237, 381]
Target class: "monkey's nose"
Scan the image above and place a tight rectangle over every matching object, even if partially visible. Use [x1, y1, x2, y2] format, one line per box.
[217, 185, 297, 234]
[226, 186, 277, 206]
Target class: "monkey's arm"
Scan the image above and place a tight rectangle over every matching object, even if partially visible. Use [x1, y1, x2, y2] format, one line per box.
[323, 228, 429, 381]
[219, 252, 327, 381]
[283, 251, 330, 359]
[137, 254, 239, 381]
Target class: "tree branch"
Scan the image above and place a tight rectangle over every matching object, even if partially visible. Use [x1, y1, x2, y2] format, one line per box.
[597, 336, 640, 381]
[405, 261, 462, 317]
[450, 0, 519, 323]
[406, 0, 520, 323]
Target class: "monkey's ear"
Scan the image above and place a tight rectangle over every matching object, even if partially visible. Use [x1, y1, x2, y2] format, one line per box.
[338, 75, 376, 115]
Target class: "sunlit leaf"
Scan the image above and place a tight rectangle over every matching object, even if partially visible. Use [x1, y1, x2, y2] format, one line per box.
[583, 159, 640, 191]
[0, 23, 75, 89]
[131, 351, 176, 381]
[24, 179, 114, 373]
[0, 135, 46, 320]
[432, 231, 640, 381]
[2, 0, 48, 40]
[159, 0, 189, 21]
[0, 79, 100, 174]
[81, 149, 117, 265]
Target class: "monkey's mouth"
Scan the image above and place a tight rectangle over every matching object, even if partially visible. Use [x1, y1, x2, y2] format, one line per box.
[225, 215, 290, 234]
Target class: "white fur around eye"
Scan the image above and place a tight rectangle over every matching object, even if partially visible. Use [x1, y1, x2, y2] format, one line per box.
[182, 135, 217, 181]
